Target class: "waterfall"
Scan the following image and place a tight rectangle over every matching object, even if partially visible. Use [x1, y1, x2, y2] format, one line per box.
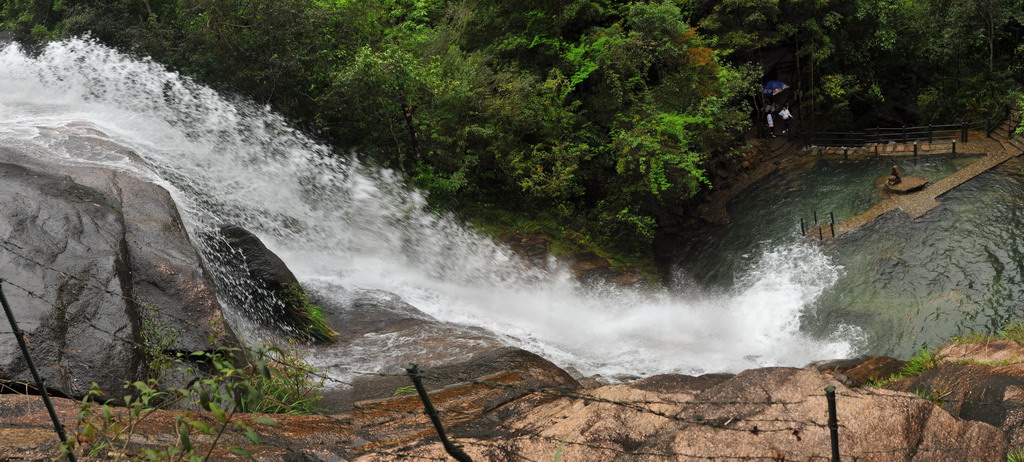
[0, 38, 862, 378]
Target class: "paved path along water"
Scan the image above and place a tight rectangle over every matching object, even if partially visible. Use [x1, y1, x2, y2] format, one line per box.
[810, 134, 1024, 241]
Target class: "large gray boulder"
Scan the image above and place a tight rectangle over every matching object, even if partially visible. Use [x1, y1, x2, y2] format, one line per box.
[0, 147, 237, 397]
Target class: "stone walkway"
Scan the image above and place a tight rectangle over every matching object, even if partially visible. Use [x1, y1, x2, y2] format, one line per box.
[809, 132, 1024, 241]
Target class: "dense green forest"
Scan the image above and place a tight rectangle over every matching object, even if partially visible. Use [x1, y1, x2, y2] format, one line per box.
[3, 0, 1023, 266]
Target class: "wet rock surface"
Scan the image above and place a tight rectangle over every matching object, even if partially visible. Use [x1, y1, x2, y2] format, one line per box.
[0, 147, 236, 398]
[209, 224, 335, 341]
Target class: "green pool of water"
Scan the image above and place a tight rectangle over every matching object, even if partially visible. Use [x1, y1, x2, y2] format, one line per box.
[676, 154, 1024, 358]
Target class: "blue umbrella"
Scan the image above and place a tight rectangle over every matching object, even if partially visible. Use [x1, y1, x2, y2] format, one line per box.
[763, 80, 789, 95]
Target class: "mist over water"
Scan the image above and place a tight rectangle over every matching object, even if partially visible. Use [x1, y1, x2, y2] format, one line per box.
[0, 39, 861, 377]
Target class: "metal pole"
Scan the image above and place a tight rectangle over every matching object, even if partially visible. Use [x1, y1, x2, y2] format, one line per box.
[800, 218, 805, 236]
[913, 141, 918, 157]
[813, 211, 818, 224]
[825, 386, 840, 462]
[952, 139, 957, 156]
[0, 281, 76, 462]
[843, 147, 848, 160]
[818, 226, 823, 241]
[830, 212, 835, 238]
[875, 144, 879, 157]
[405, 364, 473, 462]
[961, 122, 968, 143]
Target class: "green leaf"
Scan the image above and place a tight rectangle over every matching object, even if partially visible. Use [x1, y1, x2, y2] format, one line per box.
[251, 417, 278, 427]
[208, 402, 228, 424]
[244, 428, 262, 445]
[187, 420, 213, 434]
[179, 424, 192, 452]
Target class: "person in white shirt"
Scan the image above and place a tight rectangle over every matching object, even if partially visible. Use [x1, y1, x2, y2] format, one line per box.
[779, 104, 793, 134]
[766, 112, 775, 138]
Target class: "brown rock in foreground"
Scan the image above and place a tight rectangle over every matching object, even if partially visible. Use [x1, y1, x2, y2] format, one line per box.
[353, 367, 1006, 461]
[0, 394, 352, 460]
[881, 340, 1024, 448]
[0, 363, 1009, 461]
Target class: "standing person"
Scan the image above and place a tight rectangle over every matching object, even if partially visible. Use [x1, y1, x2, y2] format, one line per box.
[779, 104, 794, 134]
[766, 111, 776, 138]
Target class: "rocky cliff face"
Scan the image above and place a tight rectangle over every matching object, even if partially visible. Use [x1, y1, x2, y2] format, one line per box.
[0, 146, 237, 398]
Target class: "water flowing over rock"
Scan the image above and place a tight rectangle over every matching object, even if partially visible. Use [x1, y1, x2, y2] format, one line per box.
[209, 224, 336, 343]
[0, 147, 237, 397]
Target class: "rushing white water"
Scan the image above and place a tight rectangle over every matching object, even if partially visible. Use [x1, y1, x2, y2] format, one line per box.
[0, 39, 863, 378]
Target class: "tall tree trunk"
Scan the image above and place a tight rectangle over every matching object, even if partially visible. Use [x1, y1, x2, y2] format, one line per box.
[401, 96, 421, 167]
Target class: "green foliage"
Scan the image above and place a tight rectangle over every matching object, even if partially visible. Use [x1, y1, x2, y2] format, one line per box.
[901, 347, 939, 377]
[912, 387, 944, 406]
[393, 385, 417, 397]
[139, 303, 181, 376]
[1008, 447, 1024, 462]
[280, 283, 336, 344]
[62, 346, 321, 459]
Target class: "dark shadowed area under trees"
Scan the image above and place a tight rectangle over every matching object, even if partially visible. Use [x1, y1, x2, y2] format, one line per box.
[2, 0, 1022, 268]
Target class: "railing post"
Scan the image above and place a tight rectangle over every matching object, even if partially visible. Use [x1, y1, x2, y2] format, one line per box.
[0, 281, 76, 462]
[928, 124, 933, 144]
[829, 212, 835, 238]
[818, 226, 823, 241]
[902, 125, 907, 143]
[825, 386, 840, 462]
[961, 122, 968, 143]
[843, 147, 848, 160]
[913, 141, 918, 157]
[813, 211, 818, 225]
[952, 139, 957, 156]
[800, 217, 805, 236]
[874, 144, 879, 157]
[405, 364, 474, 462]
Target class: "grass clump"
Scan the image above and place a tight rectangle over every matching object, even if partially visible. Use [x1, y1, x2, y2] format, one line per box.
[280, 283, 336, 344]
[955, 321, 1024, 345]
[867, 347, 940, 387]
